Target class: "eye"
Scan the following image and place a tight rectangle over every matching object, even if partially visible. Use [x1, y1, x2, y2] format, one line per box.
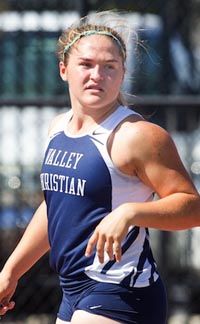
[108, 65, 114, 69]
[80, 61, 92, 68]
[105, 64, 116, 70]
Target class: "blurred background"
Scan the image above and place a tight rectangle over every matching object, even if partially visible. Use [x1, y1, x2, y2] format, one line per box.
[0, 1, 200, 323]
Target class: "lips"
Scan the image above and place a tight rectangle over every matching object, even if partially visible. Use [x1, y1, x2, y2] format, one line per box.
[86, 85, 103, 92]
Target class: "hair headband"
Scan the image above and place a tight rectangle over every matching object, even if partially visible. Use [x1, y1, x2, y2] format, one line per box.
[63, 30, 126, 58]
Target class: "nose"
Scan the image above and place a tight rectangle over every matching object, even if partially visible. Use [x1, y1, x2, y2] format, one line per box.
[90, 65, 103, 81]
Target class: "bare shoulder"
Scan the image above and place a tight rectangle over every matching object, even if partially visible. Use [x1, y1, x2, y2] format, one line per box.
[48, 112, 66, 136]
[129, 119, 177, 163]
[111, 115, 180, 175]
[111, 114, 197, 197]
[116, 116, 173, 152]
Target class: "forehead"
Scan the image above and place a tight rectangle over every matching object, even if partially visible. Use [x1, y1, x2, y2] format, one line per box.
[70, 34, 123, 59]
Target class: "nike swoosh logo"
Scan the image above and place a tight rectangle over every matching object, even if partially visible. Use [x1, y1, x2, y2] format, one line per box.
[92, 130, 105, 135]
[89, 305, 102, 309]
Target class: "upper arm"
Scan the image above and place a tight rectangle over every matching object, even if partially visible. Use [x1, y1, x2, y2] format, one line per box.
[111, 119, 197, 199]
[132, 121, 197, 198]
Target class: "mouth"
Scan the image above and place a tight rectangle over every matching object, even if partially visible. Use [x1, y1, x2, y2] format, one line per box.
[86, 85, 103, 92]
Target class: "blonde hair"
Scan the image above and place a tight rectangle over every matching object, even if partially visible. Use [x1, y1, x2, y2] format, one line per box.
[57, 26, 126, 62]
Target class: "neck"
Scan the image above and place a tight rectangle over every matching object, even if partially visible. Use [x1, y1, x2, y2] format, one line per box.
[68, 101, 119, 135]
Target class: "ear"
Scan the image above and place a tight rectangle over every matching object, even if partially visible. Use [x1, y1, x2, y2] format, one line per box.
[59, 61, 68, 81]
[121, 66, 126, 83]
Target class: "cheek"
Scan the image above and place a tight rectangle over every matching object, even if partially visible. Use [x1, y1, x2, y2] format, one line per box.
[73, 67, 90, 82]
[68, 71, 88, 90]
[110, 72, 124, 88]
[109, 67, 124, 82]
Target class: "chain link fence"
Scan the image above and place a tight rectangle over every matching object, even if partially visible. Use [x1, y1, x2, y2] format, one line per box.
[0, 2, 200, 323]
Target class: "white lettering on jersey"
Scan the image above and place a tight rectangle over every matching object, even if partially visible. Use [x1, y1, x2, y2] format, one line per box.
[45, 148, 83, 169]
[40, 173, 86, 196]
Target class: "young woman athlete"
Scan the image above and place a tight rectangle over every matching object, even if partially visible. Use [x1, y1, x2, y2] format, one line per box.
[0, 11, 200, 324]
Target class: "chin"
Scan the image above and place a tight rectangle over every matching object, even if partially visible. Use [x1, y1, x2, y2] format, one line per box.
[82, 100, 108, 109]
[84, 97, 116, 109]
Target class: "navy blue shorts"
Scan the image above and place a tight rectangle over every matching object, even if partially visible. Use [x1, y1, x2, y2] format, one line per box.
[57, 277, 167, 324]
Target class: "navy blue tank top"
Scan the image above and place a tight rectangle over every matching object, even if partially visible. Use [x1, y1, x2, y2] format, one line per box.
[40, 106, 158, 289]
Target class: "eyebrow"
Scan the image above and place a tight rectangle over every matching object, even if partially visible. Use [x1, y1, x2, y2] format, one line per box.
[78, 57, 119, 63]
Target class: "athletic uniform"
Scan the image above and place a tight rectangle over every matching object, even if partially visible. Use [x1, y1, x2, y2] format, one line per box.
[40, 106, 167, 323]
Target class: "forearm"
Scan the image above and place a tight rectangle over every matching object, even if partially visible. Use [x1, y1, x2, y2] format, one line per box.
[124, 192, 200, 231]
[1, 200, 50, 281]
